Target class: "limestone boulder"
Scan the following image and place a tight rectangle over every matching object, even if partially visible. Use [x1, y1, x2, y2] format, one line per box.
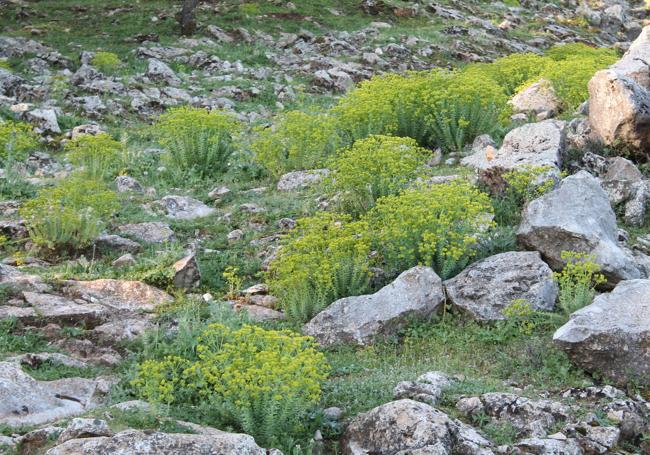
[517, 171, 640, 285]
[444, 251, 558, 321]
[303, 266, 444, 346]
[553, 279, 650, 386]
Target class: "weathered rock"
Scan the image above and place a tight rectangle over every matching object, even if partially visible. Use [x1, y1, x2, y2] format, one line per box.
[44, 428, 273, 455]
[461, 120, 566, 171]
[277, 169, 329, 191]
[227, 229, 244, 243]
[342, 399, 493, 455]
[553, 279, 650, 386]
[63, 279, 173, 312]
[588, 26, 650, 155]
[393, 371, 453, 405]
[92, 316, 152, 343]
[0, 264, 50, 293]
[208, 186, 231, 200]
[93, 234, 142, 255]
[474, 392, 571, 438]
[115, 175, 143, 193]
[146, 58, 180, 86]
[517, 171, 640, 285]
[510, 79, 562, 118]
[565, 423, 619, 454]
[303, 266, 444, 346]
[238, 304, 286, 322]
[24, 108, 61, 135]
[111, 253, 137, 268]
[0, 362, 107, 427]
[117, 221, 175, 243]
[0, 292, 107, 327]
[57, 418, 113, 444]
[172, 254, 201, 289]
[0, 68, 24, 97]
[444, 251, 558, 321]
[514, 437, 583, 455]
[155, 195, 216, 220]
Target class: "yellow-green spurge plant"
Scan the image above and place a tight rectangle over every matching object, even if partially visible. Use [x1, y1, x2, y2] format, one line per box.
[323, 134, 431, 216]
[554, 251, 606, 315]
[132, 324, 329, 448]
[268, 180, 494, 320]
[153, 106, 239, 180]
[19, 176, 119, 252]
[0, 119, 39, 164]
[65, 133, 124, 180]
[252, 43, 617, 177]
[267, 211, 372, 321]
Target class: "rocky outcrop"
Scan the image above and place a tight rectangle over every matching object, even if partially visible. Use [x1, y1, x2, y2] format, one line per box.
[44, 428, 275, 455]
[553, 279, 650, 386]
[444, 251, 558, 320]
[461, 120, 566, 171]
[342, 399, 493, 455]
[588, 25, 650, 155]
[63, 279, 173, 312]
[0, 362, 110, 427]
[517, 171, 640, 285]
[117, 221, 175, 243]
[303, 266, 444, 346]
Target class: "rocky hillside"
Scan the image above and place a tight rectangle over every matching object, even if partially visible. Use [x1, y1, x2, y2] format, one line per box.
[0, 0, 650, 454]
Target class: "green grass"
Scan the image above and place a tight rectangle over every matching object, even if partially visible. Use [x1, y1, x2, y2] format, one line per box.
[21, 360, 106, 381]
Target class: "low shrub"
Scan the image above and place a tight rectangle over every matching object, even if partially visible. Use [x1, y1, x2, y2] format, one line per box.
[154, 106, 239, 179]
[132, 324, 329, 449]
[267, 212, 371, 321]
[490, 165, 558, 226]
[19, 177, 119, 252]
[367, 181, 494, 279]
[251, 111, 344, 178]
[554, 251, 606, 314]
[0, 120, 39, 164]
[65, 133, 124, 180]
[91, 51, 122, 73]
[323, 135, 430, 216]
[333, 67, 508, 153]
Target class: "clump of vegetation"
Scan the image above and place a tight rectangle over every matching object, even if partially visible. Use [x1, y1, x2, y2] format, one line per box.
[252, 111, 344, 178]
[65, 133, 124, 180]
[19, 177, 119, 252]
[323, 135, 430, 216]
[554, 251, 606, 314]
[490, 165, 558, 225]
[132, 324, 329, 449]
[267, 212, 371, 321]
[333, 68, 508, 152]
[91, 51, 122, 73]
[154, 106, 239, 180]
[367, 181, 494, 279]
[0, 119, 39, 164]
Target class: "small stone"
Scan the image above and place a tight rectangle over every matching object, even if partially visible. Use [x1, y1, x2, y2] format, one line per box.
[112, 254, 136, 268]
[172, 254, 201, 289]
[227, 229, 244, 243]
[115, 176, 143, 193]
[208, 186, 231, 200]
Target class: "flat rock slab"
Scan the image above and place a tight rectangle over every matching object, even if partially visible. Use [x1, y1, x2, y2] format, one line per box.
[303, 266, 444, 346]
[0, 362, 105, 428]
[154, 195, 216, 220]
[444, 251, 558, 320]
[44, 429, 272, 455]
[63, 279, 173, 312]
[0, 292, 107, 327]
[117, 221, 175, 244]
[553, 279, 650, 386]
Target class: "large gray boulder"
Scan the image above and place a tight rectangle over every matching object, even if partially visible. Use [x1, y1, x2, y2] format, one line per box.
[444, 251, 558, 321]
[553, 279, 650, 386]
[517, 171, 640, 285]
[303, 266, 444, 346]
[509, 79, 562, 118]
[0, 363, 107, 427]
[461, 120, 566, 171]
[588, 25, 650, 155]
[342, 399, 493, 455]
[45, 429, 274, 455]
